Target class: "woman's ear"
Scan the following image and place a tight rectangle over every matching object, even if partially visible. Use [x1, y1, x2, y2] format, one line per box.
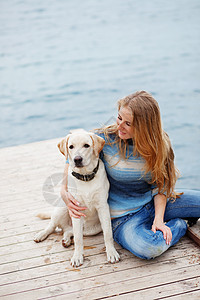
[90, 134, 105, 157]
[57, 135, 71, 158]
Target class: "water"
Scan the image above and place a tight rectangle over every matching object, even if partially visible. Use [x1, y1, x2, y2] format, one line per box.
[0, 0, 200, 189]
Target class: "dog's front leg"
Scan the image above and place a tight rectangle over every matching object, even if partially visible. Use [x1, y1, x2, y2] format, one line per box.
[97, 204, 120, 263]
[71, 217, 84, 267]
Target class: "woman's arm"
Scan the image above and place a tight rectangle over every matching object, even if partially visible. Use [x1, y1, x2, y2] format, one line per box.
[151, 193, 172, 245]
[60, 163, 87, 218]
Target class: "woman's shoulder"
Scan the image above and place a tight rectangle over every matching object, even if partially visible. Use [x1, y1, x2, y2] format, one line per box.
[94, 130, 117, 143]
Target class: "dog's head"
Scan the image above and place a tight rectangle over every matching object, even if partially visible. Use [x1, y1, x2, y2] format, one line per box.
[57, 129, 105, 169]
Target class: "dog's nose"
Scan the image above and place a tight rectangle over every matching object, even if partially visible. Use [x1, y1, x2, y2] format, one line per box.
[74, 156, 83, 167]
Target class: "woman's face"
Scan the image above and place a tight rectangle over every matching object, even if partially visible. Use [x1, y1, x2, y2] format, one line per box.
[117, 106, 134, 139]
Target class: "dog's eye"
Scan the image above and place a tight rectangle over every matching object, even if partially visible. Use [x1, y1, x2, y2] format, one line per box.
[69, 145, 74, 149]
[84, 144, 90, 148]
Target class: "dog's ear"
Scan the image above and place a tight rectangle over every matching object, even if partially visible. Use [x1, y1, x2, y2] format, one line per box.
[90, 133, 105, 157]
[57, 135, 71, 158]
[57, 138, 67, 157]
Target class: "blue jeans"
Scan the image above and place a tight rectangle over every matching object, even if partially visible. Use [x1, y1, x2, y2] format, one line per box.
[111, 189, 200, 260]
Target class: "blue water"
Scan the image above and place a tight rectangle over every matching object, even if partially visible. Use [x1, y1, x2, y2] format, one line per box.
[0, 0, 200, 189]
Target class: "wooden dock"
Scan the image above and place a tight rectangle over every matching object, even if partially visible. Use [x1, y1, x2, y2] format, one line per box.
[0, 138, 200, 300]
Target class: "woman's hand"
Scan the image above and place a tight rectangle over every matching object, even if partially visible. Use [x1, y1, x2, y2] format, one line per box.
[151, 219, 172, 245]
[152, 193, 172, 245]
[60, 187, 87, 219]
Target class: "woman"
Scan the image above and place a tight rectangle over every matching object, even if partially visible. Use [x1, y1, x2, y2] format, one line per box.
[61, 91, 200, 260]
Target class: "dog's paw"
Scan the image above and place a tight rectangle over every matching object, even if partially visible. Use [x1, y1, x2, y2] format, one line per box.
[106, 247, 120, 264]
[71, 253, 84, 267]
[62, 238, 72, 248]
[34, 230, 48, 243]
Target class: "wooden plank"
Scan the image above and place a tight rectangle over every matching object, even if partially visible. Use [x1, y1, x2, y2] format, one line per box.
[0, 238, 196, 270]
[0, 238, 198, 293]
[0, 238, 199, 296]
[163, 290, 200, 299]
[0, 238, 197, 289]
[97, 278, 200, 300]
[0, 236, 106, 265]
[1, 261, 199, 299]
[0, 216, 50, 232]
[0, 241, 109, 274]
[187, 220, 200, 247]
[0, 217, 53, 239]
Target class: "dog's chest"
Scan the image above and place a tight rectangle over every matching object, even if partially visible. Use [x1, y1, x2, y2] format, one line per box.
[68, 169, 109, 210]
[69, 182, 105, 210]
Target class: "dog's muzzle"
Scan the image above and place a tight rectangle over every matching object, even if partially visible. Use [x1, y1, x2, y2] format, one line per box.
[74, 156, 83, 167]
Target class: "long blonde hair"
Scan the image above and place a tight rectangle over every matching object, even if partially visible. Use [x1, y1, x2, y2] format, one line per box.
[97, 91, 181, 199]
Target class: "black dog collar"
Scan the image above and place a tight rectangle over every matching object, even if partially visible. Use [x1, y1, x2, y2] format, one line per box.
[72, 160, 100, 182]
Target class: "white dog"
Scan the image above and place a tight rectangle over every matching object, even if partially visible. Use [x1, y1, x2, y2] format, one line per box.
[34, 130, 120, 267]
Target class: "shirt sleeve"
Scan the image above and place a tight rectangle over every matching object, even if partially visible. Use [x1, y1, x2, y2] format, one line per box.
[151, 183, 167, 197]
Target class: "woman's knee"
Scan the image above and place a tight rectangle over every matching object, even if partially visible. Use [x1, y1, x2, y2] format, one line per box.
[120, 232, 169, 260]
[166, 218, 187, 246]
[113, 218, 187, 260]
[114, 222, 169, 260]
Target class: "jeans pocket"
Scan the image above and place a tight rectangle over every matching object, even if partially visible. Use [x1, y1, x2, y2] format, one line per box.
[111, 219, 123, 232]
[111, 214, 133, 233]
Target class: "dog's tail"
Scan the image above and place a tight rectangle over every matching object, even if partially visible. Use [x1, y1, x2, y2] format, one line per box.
[36, 212, 51, 220]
